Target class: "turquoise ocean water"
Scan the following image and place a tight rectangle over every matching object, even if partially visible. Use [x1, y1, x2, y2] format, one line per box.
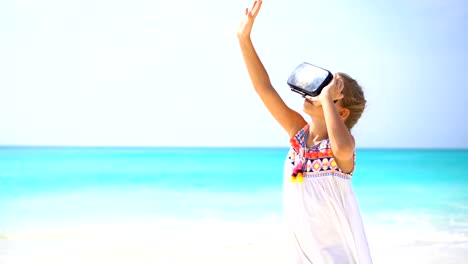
[1, 147, 467, 244]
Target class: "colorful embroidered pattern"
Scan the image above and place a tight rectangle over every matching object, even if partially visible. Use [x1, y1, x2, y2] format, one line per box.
[288, 125, 353, 182]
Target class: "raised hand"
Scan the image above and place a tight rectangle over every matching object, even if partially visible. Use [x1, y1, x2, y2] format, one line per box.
[237, 0, 263, 40]
[314, 74, 345, 105]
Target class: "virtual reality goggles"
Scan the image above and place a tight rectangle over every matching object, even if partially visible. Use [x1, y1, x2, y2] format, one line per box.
[287, 62, 333, 100]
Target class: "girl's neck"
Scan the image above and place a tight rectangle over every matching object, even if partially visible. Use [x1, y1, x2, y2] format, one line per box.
[307, 121, 328, 147]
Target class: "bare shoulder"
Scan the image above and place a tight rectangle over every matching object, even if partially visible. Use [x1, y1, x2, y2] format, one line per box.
[286, 114, 307, 139]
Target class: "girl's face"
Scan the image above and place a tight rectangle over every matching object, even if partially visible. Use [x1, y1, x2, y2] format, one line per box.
[302, 98, 324, 116]
[303, 98, 348, 120]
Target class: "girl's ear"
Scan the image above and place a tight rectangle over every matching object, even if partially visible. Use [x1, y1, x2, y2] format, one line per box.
[339, 108, 350, 121]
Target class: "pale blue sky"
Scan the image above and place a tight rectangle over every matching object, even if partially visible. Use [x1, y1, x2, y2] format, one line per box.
[1, 0, 467, 148]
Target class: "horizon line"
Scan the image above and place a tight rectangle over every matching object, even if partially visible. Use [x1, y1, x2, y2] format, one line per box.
[1, 145, 467, 151]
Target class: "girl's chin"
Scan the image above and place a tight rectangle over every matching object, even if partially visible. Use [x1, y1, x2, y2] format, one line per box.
[303, 102, 323, 116]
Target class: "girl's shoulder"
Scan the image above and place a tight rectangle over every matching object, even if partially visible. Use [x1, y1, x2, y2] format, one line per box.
[289, 124, 309, 154]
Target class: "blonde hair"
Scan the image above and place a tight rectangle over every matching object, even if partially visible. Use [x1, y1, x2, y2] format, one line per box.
[337, 72, 367, 129]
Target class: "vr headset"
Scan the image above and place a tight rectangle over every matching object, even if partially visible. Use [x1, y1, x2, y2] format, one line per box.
[287, 62, 333, 101]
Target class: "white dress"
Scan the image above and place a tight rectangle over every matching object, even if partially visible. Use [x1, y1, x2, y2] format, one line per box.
[283, 125, 373, 264]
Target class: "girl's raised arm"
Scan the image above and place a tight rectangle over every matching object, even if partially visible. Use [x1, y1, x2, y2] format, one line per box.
[237, 0, 307, 138]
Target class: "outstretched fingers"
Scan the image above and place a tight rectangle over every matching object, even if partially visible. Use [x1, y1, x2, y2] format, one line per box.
[335, 76, 345, 100]
[248, 0, 263, 18]
[335, 79, 343, 92]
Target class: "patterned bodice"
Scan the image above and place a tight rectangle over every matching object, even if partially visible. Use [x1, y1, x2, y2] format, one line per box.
[287, 125, 353, 182]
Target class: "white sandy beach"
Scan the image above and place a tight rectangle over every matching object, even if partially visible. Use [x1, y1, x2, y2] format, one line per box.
[0, 220, 289, 264]
[1, 219, 467, 264]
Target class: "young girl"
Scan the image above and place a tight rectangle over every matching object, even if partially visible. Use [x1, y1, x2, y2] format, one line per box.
[237, 1, 373, 263]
